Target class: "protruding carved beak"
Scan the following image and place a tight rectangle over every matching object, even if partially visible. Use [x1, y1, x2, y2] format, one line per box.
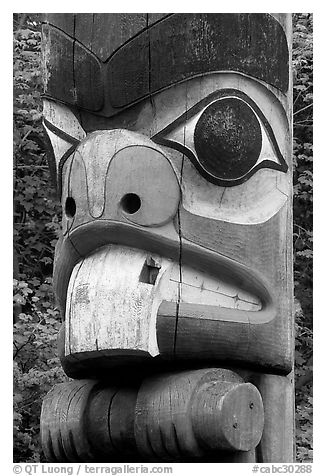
[54, 129, 280, 378]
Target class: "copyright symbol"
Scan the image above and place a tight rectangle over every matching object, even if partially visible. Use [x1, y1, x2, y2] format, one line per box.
[13, 466, 22, 474]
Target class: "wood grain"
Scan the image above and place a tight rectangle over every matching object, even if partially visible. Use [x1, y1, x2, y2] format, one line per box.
[66, 245, 168, 357]
[42, 13, 293, 464]
[254, 374, 294, 462]
[109, 388, 139, 456]
[41, 380, 140, 462]
[135, 368, 264, 460]
[64, 129, 180, 224]
[42, 100, 85, 196]
[40, 380, 98, 462]
[192, 380, 264, 452]
[42, 14, 290, 119]
[148, 14, 170, 25]
[43, 13, 75, 36]
[42, 24, 103, 111]
[41, 369, 265, 462]
[74, 14, 147, 62]
[105, 142, 180, 227]
[107, 14, 289, 109]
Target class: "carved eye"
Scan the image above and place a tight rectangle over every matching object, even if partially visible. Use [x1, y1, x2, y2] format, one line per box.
[152, 90, 288, 187]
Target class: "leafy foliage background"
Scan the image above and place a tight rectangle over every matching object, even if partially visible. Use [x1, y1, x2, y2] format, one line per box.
[13, 13, 313, 462]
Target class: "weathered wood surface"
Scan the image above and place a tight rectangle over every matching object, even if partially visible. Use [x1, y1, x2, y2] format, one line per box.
[41, 13, 293, 463]
[253, 374, 295, 462]
[135, 368, 264, 460]
[41, 369, 264, 462]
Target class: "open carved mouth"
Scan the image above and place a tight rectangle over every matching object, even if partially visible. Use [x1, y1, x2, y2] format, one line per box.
[62, 243, 273, 378]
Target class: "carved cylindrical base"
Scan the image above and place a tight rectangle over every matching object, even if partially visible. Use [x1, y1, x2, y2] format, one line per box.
[41, 380, 104, 462]
[40, 368, 264, 462]
[40, 380, 138, 462]
[192, 380, 264, 452]
[135, 368, 264, 460]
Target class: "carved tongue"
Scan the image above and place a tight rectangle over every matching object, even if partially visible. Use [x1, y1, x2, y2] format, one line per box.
[65, 245, 177, 358]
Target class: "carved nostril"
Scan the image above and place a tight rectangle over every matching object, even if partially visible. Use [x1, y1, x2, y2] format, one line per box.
[120, 193, 141, 214]
[65, 197, 76, 218]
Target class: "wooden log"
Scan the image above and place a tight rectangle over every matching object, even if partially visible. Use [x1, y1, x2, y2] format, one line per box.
[135, 368, 264, 461]
[254, 374, 294, 462]
[40, 380, 99, 462]
[41, 380, 140, 462]
[192, 380, 264, 452]
[41, 369, 265, 462]
[41, 13, 293, 463]
[109, 388, 139, 456]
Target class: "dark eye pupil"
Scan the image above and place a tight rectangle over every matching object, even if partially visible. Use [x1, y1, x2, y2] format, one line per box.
[194, 98, 262, 180]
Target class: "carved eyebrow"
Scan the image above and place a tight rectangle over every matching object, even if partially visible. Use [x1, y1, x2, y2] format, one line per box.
[107, 13, 289, 109]
[43, 14, 289, 118]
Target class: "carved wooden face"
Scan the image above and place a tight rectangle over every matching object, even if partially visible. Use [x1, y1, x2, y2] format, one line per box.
[42, 14, 292, 379]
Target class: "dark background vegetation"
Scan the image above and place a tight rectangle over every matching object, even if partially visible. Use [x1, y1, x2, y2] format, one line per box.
[13, 13, 313, 462]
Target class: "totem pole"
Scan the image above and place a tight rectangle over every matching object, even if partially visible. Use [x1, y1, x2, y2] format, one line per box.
[40, 14, 293, 462]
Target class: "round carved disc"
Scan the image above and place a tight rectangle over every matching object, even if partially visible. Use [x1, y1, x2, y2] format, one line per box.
[194, 98, 262, 180]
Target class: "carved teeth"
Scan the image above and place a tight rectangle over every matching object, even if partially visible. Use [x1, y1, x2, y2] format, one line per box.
[170, 267, 262, 311]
